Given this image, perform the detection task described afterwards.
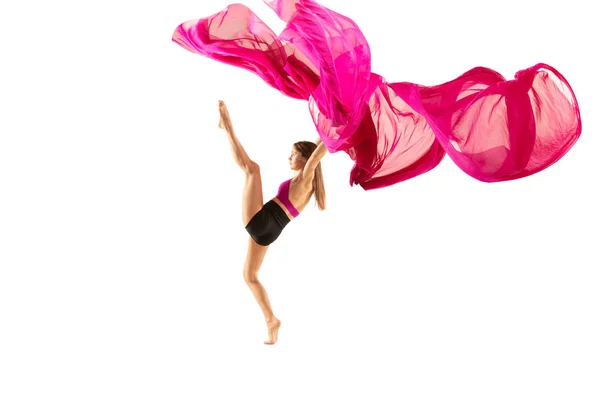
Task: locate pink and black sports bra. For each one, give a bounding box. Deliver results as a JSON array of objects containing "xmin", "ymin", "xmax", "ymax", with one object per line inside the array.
[{"xmin": 275, "ymin": 179, "xmax": 299, "ymax": 218}]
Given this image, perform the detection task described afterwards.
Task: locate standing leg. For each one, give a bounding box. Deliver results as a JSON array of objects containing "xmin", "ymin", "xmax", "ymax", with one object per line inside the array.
[
  {"xmin": 241, "ymin": 164, "xmax": 280, "ymax": 343},
  {"xmin": 243, "ymin": 236, "xmax": 281, "ymax": 345}
]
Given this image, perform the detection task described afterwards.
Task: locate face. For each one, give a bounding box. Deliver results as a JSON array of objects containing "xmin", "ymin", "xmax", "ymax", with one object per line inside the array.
[{"xmin": 288, "ymin": 146, "xmax": 306, "ymax": 171}]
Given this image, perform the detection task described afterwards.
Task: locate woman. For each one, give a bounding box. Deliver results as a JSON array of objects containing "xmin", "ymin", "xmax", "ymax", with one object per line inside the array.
[{"xmin": 217, "ymin": 100, "xmax": 328, "ymax": 344}]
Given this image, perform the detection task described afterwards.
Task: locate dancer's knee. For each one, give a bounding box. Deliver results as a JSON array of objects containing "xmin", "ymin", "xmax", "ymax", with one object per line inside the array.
[
  {"xmin": 244, "ymin": 160, "xmax": 260, "ymax": 175},
  {"xmin": 243, "ymin": 269, "xmax": 258, "ymax": 284}
]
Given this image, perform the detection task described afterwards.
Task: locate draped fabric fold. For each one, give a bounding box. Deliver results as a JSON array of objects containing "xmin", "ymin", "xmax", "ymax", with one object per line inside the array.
[{"xmin": 173, "ymin": 0, "xmax": 581, "ymax": 189}]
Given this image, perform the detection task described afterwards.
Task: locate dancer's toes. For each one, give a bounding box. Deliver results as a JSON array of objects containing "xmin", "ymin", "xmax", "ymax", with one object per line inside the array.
[
  {"xmin": 218, "ymin": 101, "xmax": 230, "ymax": 130},
  {"xmin": 264, "ymin": 318, "xmax": 281, "ymax": 345}
]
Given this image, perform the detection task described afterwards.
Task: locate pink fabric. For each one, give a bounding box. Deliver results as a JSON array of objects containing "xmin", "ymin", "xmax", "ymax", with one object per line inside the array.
[
  {"xmin": 276, "ymin": 179, "xmax": 300, "ymax": 217},
  {"xmin": 173, "ymin": 0, "xmax": 581, "ymax": 189}
]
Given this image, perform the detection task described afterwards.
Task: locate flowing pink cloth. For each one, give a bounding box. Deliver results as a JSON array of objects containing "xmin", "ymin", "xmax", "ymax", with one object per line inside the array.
[{"xmin": 173, "ymin": 0, "xmax": 581, "ymax": 189}]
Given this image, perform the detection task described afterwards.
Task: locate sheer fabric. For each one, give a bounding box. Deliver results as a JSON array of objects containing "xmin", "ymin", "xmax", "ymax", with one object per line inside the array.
[{"xmin": 173, "ymin": 0, "xmax": 581, "ymax": 189}]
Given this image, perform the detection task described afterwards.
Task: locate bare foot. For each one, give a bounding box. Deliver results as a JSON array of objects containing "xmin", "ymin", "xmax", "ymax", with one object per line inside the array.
[
  {"xmin": 264, "ymin": 317, "xmax": 281, "ymax": 345},
  {"xmin": 218, "ymin": 100, "xmax": 230, "ymax": 130}
]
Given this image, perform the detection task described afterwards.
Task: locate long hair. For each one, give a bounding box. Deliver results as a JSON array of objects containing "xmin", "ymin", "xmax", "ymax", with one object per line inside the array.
[{"xmin": 294, "ymin": 141, "xmax": 326, "ymax": 211}]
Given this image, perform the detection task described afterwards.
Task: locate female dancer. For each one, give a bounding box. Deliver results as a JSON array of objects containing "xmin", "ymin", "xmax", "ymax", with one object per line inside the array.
[{"xmin": 218, "ymin": 100, "xmax": 328, "ymax": 344}]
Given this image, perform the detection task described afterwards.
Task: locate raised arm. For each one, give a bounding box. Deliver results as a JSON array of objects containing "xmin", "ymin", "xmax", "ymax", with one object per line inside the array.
[{"xmin": 303, "ymin": 140, "xmax": 327, "ymax": 176}]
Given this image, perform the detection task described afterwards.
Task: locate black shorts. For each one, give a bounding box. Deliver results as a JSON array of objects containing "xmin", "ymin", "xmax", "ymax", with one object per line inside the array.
[{"xmin": 245, "ymin": 200, "xmax": 291, "ymax": 246}]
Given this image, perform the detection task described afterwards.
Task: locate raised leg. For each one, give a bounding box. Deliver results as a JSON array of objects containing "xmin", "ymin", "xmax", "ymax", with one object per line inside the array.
[
  {"xmin": 242, "ymin": 162, "xmax": 264, "ymax": 226},
  {"xmin": 218, "ymin": 100, "xmax": 264, "ymax": 225},
  {"xmin": 243, "ymin": 236, "xmax": 281, "ymax": 344},
  {"xmin": 219, "ymin": 100, "xmax": 252, "ymax": 172}
]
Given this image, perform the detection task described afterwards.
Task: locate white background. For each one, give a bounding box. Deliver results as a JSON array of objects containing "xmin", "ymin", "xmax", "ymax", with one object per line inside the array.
[{"xmin": 1, "ymin": 0, "xmax": 598, "ymax": 399}]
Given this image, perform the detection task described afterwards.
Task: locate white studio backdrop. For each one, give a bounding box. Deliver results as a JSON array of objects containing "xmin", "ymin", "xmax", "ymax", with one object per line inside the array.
[{"xmin": 0, "ymin": 0, "xmax": 598, "ymax": 399}]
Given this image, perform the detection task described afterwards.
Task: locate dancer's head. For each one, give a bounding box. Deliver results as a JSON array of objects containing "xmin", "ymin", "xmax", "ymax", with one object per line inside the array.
[
  {"xmin": 290, "ymin": 141, "xmax": 326, "ymax": 211},
  {"xmin": 289, "ymin": 141, "xmax": 315, "ymax": 171}
]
